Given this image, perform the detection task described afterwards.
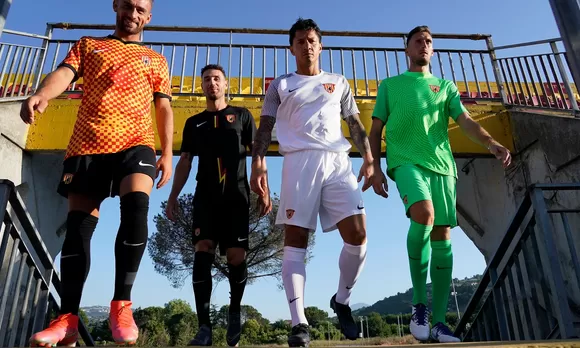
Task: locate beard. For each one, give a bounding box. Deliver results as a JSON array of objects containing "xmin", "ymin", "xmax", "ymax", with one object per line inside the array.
[
  {"xmin": 116, "ymin": 15, "xmax": 143, "ymax": 35},
  {"xmin": 413, "ymin": 57, "xmax": 430, "ymax": 66}
]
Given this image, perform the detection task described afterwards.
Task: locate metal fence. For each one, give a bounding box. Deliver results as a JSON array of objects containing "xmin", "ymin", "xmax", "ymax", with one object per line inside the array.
[
  {"xmin": 0, "ymin": 23, "xmax": 505, "ymax": 104},
  {"xmin": 0, "ymin": 23, "xmax": 578, "ymax": 114},
  {"xmin": 495, "ymin": 38, "xmax": 579, "ymax": 112},
  {"xmin": 454, "ymin": 183, "xmax": 580, "ymax": 341},
  {"xmin": 0, "ymin": 180, "xmax": 94, "ymax": 347}
]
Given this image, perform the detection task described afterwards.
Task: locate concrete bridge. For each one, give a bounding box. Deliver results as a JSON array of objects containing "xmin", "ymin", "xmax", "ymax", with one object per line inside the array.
[{"xmin": 0, "ymin": 15, "xmax": 579, "ymax": 348}]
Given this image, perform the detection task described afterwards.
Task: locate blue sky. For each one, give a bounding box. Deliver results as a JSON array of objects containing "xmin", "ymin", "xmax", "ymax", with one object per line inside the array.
[{"xmin": 5, "ymin": 0, "xmax": 563, "ymax": 322}]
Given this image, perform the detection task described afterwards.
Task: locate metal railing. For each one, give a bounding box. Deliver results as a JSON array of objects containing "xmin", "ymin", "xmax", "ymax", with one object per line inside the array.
[
  {"xmin": 0, "ymin": 180, "xmax": 94, "ymax": 347},
  {"xmin": 0, "ymin": 23, "xmax": 578, "ymax": 114},
  {"xmin": 495, "ymin": 38, "xmax": 579, "ymax": 113},
  {"xmin": 0, "ymin": 23, "xmax": 504, "ymax": 103},
  {"xmin": 454, "ymin": 183, "xmax": 580, "ymax": 341}
]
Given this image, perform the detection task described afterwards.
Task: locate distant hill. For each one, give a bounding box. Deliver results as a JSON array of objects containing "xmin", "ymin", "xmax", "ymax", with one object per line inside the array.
[
  {"xmin": 353, "ymin": 274, "xmax": 482, "ymax": 316},
  {"xmin": 81, "ymin": 306, "xmax": 109, "ymax": 322},
  {"xmin": 350, "ymin": 303, "xmax": 369, "ymax": 311}
]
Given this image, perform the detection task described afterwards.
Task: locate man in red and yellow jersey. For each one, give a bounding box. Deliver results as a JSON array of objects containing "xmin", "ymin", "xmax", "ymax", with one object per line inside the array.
[{"xmin": 20, "ymin": 0, "xmax": 173, "ymax": 346}]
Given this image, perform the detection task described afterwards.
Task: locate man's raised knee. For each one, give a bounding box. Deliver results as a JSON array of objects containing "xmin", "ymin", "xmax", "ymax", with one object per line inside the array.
[
  {"xmin": 409, "ymin": 201, "xmax": 435, "ymax": 226},
  {"xmin": 226, "ymin": 248, "xmax": 246, "ymax": 266}
]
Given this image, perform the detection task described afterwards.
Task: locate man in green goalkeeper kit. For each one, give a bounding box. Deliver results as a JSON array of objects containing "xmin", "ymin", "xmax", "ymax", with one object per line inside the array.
[{"xmin": 368, "ymin": 25, "xmax": 512, "ymax": 343}]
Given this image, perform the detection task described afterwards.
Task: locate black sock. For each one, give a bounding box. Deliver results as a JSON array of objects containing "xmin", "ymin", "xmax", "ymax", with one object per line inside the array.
[
  {"xmin": 60, "ymin": 211, "xmax": 98, "ymax": 315},
  {"xmin": 193, "ymin": 251, "xmax": 214, "ymax": 327},
  {"xmin": 113, "ymin": 192, "xmax": 149, "ymax": 301},
  {"xmin": 228, "ymin": 260, "xmax": 247, "ymax": 313}
]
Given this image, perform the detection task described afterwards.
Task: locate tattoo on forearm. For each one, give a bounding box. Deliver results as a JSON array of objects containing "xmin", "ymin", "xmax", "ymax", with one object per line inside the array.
[
  {"xmin": 346, "ymin": 115, "xmax": 371, "ymax": 156},
  {"xmin": 252, "ymin": 117, "xmax": 276, "ymax": 161}
]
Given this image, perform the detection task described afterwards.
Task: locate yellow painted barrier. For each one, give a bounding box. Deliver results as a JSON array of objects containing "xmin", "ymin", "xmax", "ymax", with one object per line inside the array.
[{"xmin": 25, "ymin": 99, "xmax": 514, "ymax": 157}]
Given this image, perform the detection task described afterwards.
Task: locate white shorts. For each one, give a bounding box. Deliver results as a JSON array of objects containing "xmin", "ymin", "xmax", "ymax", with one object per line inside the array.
[{"xmin": 276, "ymin": 150, "xmax": 366, "ymax": 232}]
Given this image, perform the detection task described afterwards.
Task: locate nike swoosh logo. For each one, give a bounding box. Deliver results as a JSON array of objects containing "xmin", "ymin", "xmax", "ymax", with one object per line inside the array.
[
  {"xmin": 238, "ymin": 237, "xmax": 247, "ymax": 242},
  {"xmin": 138, "ymin": 161, "xmax": 154, "ymax": 167},
  {"xmin": 357, "ymin": 205, "xmax": 364, "ymax": 209},
  {"xmin": 93, "ymin": 49, "xmax": 108, "ymax": 53},
  {"xmin": 197, "ymin": 121, "xmax": 207, "ymax": 127},
  {"xmin": 288, "ymin": 88, "xmax": 299, "ymax": 92},
  {"xmin": 289, "ymin": 297, "xmax": 299, "ymax": 303},
  {"xmin": 123, "ymin": 241, "xmax": 145, "ymax": 247}
]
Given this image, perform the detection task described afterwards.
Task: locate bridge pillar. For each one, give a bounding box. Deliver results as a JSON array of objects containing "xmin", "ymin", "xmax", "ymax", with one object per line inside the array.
[
  {"xmin": 456, "ymin": 111, "xmax": 580, "ymax": 313},
  {"xmin": 0, "ymin": 101, "xmax": 67, "ymax": 260},
  {"xmin": 0, "ymin": 0, "xmax": 12, "ymax": 39},
  {"xmin": 549, "ymin": 0, "xmax": 580, "ymax": 89}
]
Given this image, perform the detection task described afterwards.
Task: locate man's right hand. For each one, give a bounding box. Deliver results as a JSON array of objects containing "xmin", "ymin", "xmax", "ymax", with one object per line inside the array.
[
  {"xmin": 20, "ymin": 95, "xmax": 49, "ymax": 124},
  {"xmin": 256, "ymin": 193, "xmax": 272, "ymax": 217},
  {"xmin": 369, "ymin": 165, "xmax": 389, "ymax": 198},
  {"xmin": 166, "ymin": 197, "xmax": 179, "ymax": 222}
]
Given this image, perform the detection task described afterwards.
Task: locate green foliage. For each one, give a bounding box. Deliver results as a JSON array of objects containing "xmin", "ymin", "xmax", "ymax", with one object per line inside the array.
[
  {"xmin": 354, "ymin": 275, "xmax": 482, "ymax": 316},
  {"xmin": 85, "ymin": 274, "xmax": 482, "ymax": 345}
]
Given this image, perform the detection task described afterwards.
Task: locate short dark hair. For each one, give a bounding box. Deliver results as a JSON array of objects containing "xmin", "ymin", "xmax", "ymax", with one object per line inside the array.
[
  {"xmin": 201, "ymin": 64, "xmax": 226, "ymax": 78},
  {"xmin": 407, "ymin": 25, "xmax": 431, "ymax": 45},
  {"xmin": 289, "ymin": 17, "xmax": 322, "ymax": 45}
]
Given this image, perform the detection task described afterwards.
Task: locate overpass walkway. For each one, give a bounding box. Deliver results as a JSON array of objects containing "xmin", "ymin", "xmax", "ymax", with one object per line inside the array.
[{"xmin": 0, "ymin": 24, "xmax": 579, "ymax": 347}]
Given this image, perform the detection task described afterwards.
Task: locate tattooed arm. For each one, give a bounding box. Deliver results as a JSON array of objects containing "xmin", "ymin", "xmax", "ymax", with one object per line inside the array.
[
  {"xmin": 251, "ymin": 116, "xmax": 276, "ymax": 215},
  {"xmin": 251, "ymin": 116, "xmax": 276, "ymax": 167},
  {"xmin": 251, "ymin": 78, "xmax": 281, "ymax": 196},
  {"xmin": 345, "ymin": 114, "xmax": 373, "ymax": 164},
  {"xmin": 340, "ymin": 77, "xmax": 375, "ymax": 190}
]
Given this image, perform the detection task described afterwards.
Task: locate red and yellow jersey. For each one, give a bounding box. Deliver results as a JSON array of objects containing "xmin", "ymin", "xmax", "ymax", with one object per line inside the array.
[{"xmin": 59, "ymin": 35, "xmax": 172, "ymax": 159}]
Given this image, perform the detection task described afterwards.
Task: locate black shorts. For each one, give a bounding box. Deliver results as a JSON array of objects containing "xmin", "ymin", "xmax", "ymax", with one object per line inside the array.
[
  {"xmin": 57, "ymin": 145, "xmax": 157, "ymax": 200},
  {"xmin": 192, "ymin": 187, "xmax": 250, "ymax": 256}
]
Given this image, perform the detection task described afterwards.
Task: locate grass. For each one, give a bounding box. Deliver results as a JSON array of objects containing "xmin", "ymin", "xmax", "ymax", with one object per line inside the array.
[{"xmin": 309, "ymin": 335, "xmax": 418, "ymax": 346}]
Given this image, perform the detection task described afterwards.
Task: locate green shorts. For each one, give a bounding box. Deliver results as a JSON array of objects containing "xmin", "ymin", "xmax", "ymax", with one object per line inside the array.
[{"xmin": 393, "ymin": 164, "xmax": 457, "ymax": 227}]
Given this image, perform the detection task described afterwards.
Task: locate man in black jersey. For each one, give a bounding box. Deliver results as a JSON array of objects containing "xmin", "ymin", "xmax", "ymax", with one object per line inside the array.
[{"xmin": 166, "ymin": 64, "xmax": 270, "ymax": 347}]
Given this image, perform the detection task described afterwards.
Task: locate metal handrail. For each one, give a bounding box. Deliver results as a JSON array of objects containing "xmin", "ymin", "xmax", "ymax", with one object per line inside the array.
[
  {"xmin": 47, "ymin": 22, "xmax": 491, "ymax": 40},
  {"xmin": 455, "ymin": 183, "xmax": 580, "ymax": 341},
  {"xmin": 0, "ymin": 180, "xmax": 94, "ymax": 347}
]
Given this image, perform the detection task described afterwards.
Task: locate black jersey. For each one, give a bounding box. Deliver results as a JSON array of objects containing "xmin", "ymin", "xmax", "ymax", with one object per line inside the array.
[{"xmin": 181, "ymin": 106, "xmax": 256, "ymax": 193}]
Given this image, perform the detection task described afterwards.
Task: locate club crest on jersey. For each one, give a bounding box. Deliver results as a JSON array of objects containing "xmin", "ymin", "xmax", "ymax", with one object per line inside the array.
[
  {"xmin": 142, "ymin": 55, "xmax": 151, "ymax": 67},
  {"xmin": 226, "ymin": 114, "xmax": 236, "ymax": 123},
  {"xmin": 62, "ymin": 173, "xmax": 74, "ymax": 185},
  {"xmin": 430, "ymin": 85, "xmax": 440, "ymax": 93},
  {"xmin": 286, "ymin": 209, "xmax": 295, "ymax": 219},
  {"xmin": 322, "ymin": 83, "xmax": 335, "ymax": 93}
]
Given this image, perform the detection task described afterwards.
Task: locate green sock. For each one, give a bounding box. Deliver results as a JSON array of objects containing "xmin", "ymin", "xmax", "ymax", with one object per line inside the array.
[
  {"xmin": 407, "ymin": 220, "xmax": 432, "ymax": 306},
  {"xmin": 430, "ymin": 239, "xmax": 453, "ymax": 325}
]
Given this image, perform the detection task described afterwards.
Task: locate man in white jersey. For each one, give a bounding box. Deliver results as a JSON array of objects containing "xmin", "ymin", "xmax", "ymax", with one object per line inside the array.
[{"xmin": 250, "ymin": 18, "xmax": 375, "ymax": 347}]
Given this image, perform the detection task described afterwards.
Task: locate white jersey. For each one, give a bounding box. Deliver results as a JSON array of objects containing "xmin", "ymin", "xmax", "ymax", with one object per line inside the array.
[{"xmin": 261, "ymin": 70, "xmax": 360, "ymax": 155}]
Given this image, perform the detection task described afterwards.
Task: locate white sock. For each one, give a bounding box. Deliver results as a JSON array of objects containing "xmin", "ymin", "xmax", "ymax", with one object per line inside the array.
[
  {"xmin": 282, "ymin": 246, "xmax": 308, "ymax": 327},
  {"xmin": 335, "ymin": 242, "xmax": 367, "ymax": 305}
]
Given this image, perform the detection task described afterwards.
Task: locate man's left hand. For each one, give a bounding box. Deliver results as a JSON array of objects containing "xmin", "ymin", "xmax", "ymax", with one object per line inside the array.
[{"xmin": 489, "ymin": 142, "xmax": 512, "ymax": 168}]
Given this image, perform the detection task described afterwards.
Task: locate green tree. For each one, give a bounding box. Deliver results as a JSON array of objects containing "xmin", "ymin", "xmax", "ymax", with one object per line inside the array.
[
  {"xmin": 241, "ymin": 318, "xmax": 261, "ymax": 344},
  {"xmin": 78, "ymin": 308, "xmax": 90, "ymax": 326},
  {"xmin": 148, "ymin": 192, "xmax": 316, "ymax": 288},
  {"xmin": 133, "ymin": 306, "xmax": 167, "ymax": 341},
  {"xmin": 367, "ymin": 312, "xmax": 388, "ymax": 337},
  {"xmin": 163, "ymin": 300, "xmax": 197, "ymax": 345},
  {"xmin": 304, "ymin": 306, "xmax": 328, "ymax": 329}
]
